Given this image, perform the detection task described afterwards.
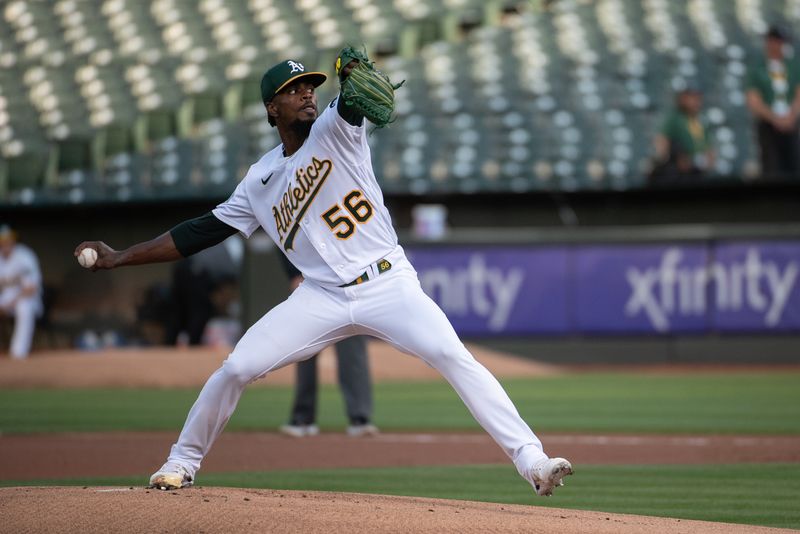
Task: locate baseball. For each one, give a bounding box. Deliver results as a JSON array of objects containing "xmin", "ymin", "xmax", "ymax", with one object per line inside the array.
[{"xmin": 78, "ymin": 247, "xmax": 98, "ymax": 268}]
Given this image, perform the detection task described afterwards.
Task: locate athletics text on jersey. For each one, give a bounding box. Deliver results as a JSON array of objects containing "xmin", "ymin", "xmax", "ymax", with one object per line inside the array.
[{"xmin": 212, "ymin": 97, "xmax": 399, "ymax": 285}]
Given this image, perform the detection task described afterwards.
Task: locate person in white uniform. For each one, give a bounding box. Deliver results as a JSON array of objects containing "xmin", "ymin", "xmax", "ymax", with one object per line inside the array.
[
  {"xmin": 0, "ymin": 224, "xmax": 42, "ymax": 360},
  {"xmin": 74, "ymin": 49, "xmax": 572, "ymax": 497}
]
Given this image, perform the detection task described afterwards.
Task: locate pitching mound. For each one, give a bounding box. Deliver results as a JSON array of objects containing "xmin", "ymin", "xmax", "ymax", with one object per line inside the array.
[{"xmin": 1, "ymin": 486, "xmax": 789, "ymax": 534}]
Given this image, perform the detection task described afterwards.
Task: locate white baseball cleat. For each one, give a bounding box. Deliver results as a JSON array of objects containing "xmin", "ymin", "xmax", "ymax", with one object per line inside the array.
[
  {"xmin": 526, "ymin": 457, "xmax": 573, "ymax": 497},
  {"xmin": 148, "ymin": 463, "xmax": 193, "ymax": 490},
  {"xmin": 279, "ymin": 424, "xmax": 320, "ymax": 438}
]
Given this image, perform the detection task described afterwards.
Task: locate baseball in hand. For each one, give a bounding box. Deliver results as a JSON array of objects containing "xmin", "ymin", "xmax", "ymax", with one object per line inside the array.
[{"xmin": 78, "ymin": 247, "xmax": 98, "ymax": 268}]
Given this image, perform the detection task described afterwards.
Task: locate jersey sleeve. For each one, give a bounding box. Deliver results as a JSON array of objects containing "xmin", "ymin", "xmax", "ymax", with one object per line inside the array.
[
  {"xmin": 311, "ymin": 96, "xmax": 370, "ymax": 166},
  {"xmin": 659, "ymin": 113, "xmax": 680, "ymax": 141},
  {"xmin": 745, "ymin": 62, "xmax": 759, "ymax": 91},
  {"xmin": 212, "ymin": 177, "xmax": 260, "ymax": 237}
]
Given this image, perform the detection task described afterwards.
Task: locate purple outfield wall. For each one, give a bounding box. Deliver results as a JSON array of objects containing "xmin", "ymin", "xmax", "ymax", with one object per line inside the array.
[{"xmin": 405, "ymin": 240, "xmax": 800, "ymax": 336}]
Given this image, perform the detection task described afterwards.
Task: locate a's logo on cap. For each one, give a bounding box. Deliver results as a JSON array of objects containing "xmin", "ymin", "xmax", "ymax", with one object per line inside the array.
[{"xmin": 287, "ymin": 61, "xmax": 305, "ymax": 74}]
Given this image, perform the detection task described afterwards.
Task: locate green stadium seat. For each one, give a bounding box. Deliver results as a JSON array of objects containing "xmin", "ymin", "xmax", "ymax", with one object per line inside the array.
[
  {"xmin": 96, "ymin": 122, "xmax": 136, "ymax": 161},
  {"xmin": 56, "ymin": 137, "xmax": 92, "ymax": 173},
  {"xmin": 136, "ymin": 108, "xmax": 178, "ymax": 150},
  {"xmin": 223, "ymin": 76, "xmax": 263, "ymax": 121},
  {"xmin": 0, "ymin": 149, "xmax": 49, "ymax": 193},
  {"xmin": 180, "ymin": 91, "xmax": 224, "ymax": 135}
]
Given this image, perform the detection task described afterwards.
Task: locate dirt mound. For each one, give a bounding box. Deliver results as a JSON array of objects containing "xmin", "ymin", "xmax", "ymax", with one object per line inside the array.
[
  {"xmin": 0, "ymin": 341, "xmax": 559, "ymax": 389},
  {"xmin": 1, "ymin": 486, "xmax": 789, "ymax": 534}
]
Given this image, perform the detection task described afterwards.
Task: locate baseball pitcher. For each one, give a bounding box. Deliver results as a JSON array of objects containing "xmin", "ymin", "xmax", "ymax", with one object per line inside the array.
[{"xmin": 74, "ymin": 48, "xmax": 572, "ymax": 497}]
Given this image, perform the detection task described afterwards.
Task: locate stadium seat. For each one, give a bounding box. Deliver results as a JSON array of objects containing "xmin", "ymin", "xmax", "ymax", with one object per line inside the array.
[
  {"xmin": 135, "ymin": 108, "xmax": 178, "ymax": 151},
  {"xmin": 0, "ymin": 149, "xmax": 49, "ymax": 194},
  {"xmin": 94, "ymin": 121, "xmax": 136, "ymax": 164},
  {"xmin": 56, "ymin": 137, "xmax": 92, "ymax": 176}
]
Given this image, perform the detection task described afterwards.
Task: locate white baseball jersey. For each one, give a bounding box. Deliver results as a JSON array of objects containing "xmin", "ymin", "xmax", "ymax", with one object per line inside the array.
[
  {"xmin": 0, "ymin": 243, "xmax": 42, "ymax": 310},
  {"xmin": 213, "ymin": 97, "xmax": 399, "ymax": 285}
]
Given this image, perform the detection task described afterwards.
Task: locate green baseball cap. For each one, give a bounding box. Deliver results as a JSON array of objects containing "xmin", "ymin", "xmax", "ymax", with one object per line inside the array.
[{"xmin": 260, "ymin": 60, "xmax": 327, "ymax": 104}]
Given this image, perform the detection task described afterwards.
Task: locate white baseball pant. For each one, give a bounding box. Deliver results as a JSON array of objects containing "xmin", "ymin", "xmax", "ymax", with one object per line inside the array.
[
  {"xmin": 165, "ymin": 255, "xmax": 548, "ymax": 478},
  {"xmin": 1, "ymin": 296, "xmax": 39, "ymax": 359}
]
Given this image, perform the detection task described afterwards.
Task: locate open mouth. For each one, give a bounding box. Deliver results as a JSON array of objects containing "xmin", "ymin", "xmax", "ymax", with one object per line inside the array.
[{"xmin": 301, "ymin": 105, "xmax": 316, "ymax": 113}]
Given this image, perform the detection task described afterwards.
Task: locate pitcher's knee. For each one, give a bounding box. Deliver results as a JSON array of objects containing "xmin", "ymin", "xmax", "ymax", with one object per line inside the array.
[
  {"xmin": 220, "ymin": 357, "xmax": 260, "ymax": 385},
  {"xmin": 425, "ymin": 343, "xmax": 474, "ymax": 367}
]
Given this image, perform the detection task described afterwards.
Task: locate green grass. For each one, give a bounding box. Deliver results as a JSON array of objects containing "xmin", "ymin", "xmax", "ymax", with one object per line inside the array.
[
  {"xmin": 3, "ymin": 464, "xmax": 799, "ymax": 529},
  {"xmin": 1, "ymin": 373, "xmax": 799, "ymax": 435}
]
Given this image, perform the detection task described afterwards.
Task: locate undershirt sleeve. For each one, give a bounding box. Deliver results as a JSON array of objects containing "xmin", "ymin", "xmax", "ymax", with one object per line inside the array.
[
  {"xmin": 169, "ymin": 212, "xmax": 238, "ymax": 257},
  {"xmin": 337, "ymin": 96, "xmax": 364, "ymax": 127}
]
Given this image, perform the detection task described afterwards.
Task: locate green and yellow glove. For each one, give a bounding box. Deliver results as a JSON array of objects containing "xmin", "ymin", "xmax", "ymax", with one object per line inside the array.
[{"xmin": 337, "ymin": 46, "xmax": 405, "ymax": 128}]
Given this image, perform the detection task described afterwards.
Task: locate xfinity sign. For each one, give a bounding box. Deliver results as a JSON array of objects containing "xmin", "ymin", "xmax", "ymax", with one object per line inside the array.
[
  {"xmin": 418, "ymin": 255, "xmax": 524, "ymax": 331},
  {"xmin": 407, "ymin": 247, "xmax": 569, "ymax": 335},
  {"xmin": 624, "ymin": 247, "xmax": 798, "ymax": 332},
  {"xmin": 712, "ymin": 242, "xmax": 800, "ymax": 331},
  {"xmin": 407, "ymin": 241, "xmax": 800, "ymax": 336}
]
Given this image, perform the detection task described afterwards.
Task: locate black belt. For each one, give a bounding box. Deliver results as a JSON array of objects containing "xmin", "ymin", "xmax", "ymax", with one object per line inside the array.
[{"xmin": 339, "ymin": 259, "xmax": 392, "ymax": 287}]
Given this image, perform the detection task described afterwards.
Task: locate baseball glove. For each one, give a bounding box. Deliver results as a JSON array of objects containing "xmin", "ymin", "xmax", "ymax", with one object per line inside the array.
[{"xmin": 339, "ymin": 47, "xmax": 405, "ymax": 128}]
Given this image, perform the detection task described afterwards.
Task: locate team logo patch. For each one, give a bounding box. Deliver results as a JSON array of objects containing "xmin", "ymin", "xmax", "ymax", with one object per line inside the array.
[{"xmin": 287, "ymin": 61, "xmax": 305, "ymax": 74}]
